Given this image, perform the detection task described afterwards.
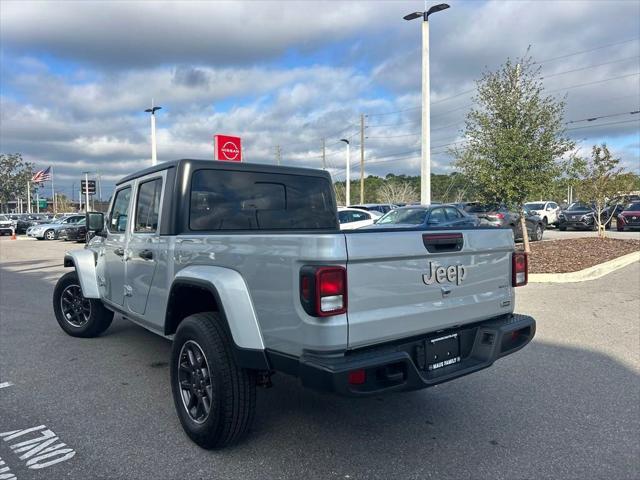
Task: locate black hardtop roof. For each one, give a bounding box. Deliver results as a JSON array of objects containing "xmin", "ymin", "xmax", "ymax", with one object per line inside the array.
[{"xmin": 116, "ymin": 158, "xmax": 331, "ymax": 186}]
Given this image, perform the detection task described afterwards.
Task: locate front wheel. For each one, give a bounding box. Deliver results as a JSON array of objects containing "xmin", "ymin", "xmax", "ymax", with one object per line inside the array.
[
  {"xmin": 53, "ymin": 271, "xmax": 113, "ymax": 337},
  {"xmin": 44, "ymin": 229, "xmax": 56, "ymax": 240},
  {"xmin": 531, "ymin": 224, "xmax": 544, "ymax": 241},
  {"xmin": 170, "ymin": 312, "xmax": 256, "ymax": 449}
]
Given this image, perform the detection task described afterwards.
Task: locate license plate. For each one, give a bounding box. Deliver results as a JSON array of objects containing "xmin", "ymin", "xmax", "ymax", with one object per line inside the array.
[{"xmin": 426, "ymin": 333, "xmax": 460, "ymax": 371}]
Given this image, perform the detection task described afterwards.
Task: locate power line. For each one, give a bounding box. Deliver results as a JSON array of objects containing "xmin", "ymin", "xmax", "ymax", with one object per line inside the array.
[
  {"xmin": 548, "ymin": 72, "xmax": 640, "ymax": 94},
  {"xmin": 533, "ymin": 37, "xmax": 640, "ymax": 65},
  {"xmin": 542, "ymin": 56, "xmax": 639, "ymax": 79},
  {"xmin": 566, "ymin": 110, "xmax": 639, "ymax": 124},
  {"xmin": 565, "ymin": 118, "xmax": 639, "ymax": 131}
]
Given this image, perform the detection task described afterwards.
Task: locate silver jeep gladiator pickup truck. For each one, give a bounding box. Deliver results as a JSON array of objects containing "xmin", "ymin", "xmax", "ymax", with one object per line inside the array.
[{"xmin": 52, "ymin": 159, "xmax": 535, "ymax": 448}]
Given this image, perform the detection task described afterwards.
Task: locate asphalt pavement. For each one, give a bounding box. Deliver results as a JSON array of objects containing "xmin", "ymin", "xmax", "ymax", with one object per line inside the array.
[{"xmin": 0, "ymin": 237, "xmax": 638, "ymax": 480}]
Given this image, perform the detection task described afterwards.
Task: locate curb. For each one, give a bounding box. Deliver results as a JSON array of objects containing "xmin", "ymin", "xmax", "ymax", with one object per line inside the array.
[{"xmin": 529, "ymin": 250, "xmax": 640, "ymax": 283}]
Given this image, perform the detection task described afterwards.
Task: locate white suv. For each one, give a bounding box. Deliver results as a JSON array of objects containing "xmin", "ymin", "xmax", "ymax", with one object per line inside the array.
[{"xmin": 524, "ymin": 201, "xmax": 561, "ymax": 227}]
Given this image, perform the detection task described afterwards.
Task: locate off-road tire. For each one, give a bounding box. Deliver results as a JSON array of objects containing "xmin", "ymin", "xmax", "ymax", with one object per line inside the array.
[
  {"xmin": 170, "ymin": 312, "xmax": 256, "ymax": 449},
  {"xmin": 53, "ymin": 271, "xmax": 113, "ymax": 337}
]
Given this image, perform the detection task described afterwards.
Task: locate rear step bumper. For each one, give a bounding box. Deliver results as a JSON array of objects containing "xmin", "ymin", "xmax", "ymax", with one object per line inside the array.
[{"xmin": 271, "ymin": 314, "xmax": 535, "ymax": 396}]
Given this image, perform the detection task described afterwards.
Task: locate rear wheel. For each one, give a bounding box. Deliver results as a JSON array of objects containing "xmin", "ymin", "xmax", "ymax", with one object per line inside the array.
[
  {"xmin": 53, "ymin": 271, "xmax": 113, "ymax": 337},
  {"xmin": 171, "ymin": 312, "xmax": 256, "ymax": 449}
]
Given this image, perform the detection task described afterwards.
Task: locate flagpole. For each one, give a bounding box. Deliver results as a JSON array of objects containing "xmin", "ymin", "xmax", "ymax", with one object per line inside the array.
[
  {"xmin": 36, "ymin": 186, "xmax": 40, "ymax": 214},
  {"xmin": 51, "ymin": 166, "xmax": 56, "ymax": 214},
  {"xmin": 27, "ymin": 181, "xmax": 31, "ymax": 214}
]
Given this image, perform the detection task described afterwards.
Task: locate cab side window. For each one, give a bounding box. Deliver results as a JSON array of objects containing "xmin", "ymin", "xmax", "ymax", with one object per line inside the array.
[
  {"xmin": 109, "ymin": 187, "xmax": 131, "ymax": 233},
  {"xmin": 134, "ymin": 178, "xmax": 162, "ymax": 233}
]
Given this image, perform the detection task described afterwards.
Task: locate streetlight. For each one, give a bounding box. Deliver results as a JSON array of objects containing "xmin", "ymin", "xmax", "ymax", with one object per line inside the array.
[
  {"xmin": 340, "ymin": 138, "xmax": 350, "ymax": 206},
  {"xmin": 145, "ymin": 101, "xmax": 162, "ymax": 166},
  {"xmin": 404, "ymin": 3, "xmax": 450, "ymax": 205}
]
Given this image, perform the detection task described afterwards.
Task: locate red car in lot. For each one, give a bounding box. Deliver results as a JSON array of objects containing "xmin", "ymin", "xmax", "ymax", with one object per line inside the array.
[{"xmin": 617, "ymin": 202, "xmax": 640, "ymax": 231}]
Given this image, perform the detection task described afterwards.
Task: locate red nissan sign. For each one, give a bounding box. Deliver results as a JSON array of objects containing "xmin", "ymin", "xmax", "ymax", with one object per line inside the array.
[{"xmin": 214, "ymin": 134, "xmax": 242, "ymax": 162}]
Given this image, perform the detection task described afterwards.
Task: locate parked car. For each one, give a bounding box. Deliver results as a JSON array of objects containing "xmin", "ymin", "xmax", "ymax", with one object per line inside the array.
[
  {"xmin": 514, "ymin": 208, "xmax": 546, "ymax": 242},
  {"xmin": 7, "ymin": 214, "xmax": 31, "ymax": 234},
  {"xmin": 464, "ymin": 203, "xmax": 544, "ymax": 241},
  {"xmin": 523, "ymin": 201, "xmax": 561, "ymax": 227},
  {"xmin": 363, "ymin": 205, "xmax": 478, "ymax": 229},
  {"xmin": 602, "ymin": 195, "xmax": 640, "ymax": 227},
  {"xmin": 58, "ymin": 218, "xmax": 88, "ymax": 242},
  {"xmin": 348, "ymin": 203, "xmax": 397, "ymax": 214},
  {"xmin": 26, "ymin": 214, "xmax": 85, "ymax": 240},
  {"xmin": 617, "ymin": 202, "xmax": 640, "ymax": 231},
  {"xmin": 0, "ymin": 215, "xmax": 14, "ymax": 235},
  {"xmin": 557, "ymin": 202, "xmax": 597, "ymax": 231},
  {"xmin": 337, "ymin": 207, "xmax": 381, "ymax": 230},
  {"xmin": 52, "ymin": 159, "xmax": 534, "ymax": 448},
  {"xmin": 464, "ymin": 203, "xmax": 520, "ymax": 228}
]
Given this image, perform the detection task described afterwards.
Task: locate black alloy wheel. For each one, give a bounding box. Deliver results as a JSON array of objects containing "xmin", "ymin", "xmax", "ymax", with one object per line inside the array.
[
  {"xmin": 59, "ymin": 284, "xmax": 92, "ymax": 327},
  {"xmin": 177, "ymin": 340, "xmax": 214, "ymax": 424}
]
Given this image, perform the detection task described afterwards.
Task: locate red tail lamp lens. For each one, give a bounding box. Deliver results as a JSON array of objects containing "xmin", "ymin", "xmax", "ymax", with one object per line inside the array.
[
  {"xmin": 512, "ymin": 252, "xmax": 528, "ymax": 287},
  {"xmin": 348, "ymin": 369, "xmax": 366, "ymax": 385}
]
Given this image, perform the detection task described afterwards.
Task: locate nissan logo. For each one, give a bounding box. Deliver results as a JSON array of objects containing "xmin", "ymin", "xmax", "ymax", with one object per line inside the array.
[{"xmin": 221, "ymin": 141, "xmax": 240, "ymax": 160}]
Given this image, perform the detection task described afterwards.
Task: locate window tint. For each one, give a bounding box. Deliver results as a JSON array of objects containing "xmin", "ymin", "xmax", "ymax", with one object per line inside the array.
[
  {"xmin": 338, "ymin": 211, "xmax": 352, "ymax": 223},
  {"xmin": 351, "ymin": 211, "xmax": 368, "ymax": 222},
  {"xmin": 109, "ymin": 187, "xmax": 131, "ymax": 232},
  {"xmin": 135, "ymin": 178, "xmax": 162, "ymax": 233},
  {"xmin": 429, "ymin": 208, "xmax": 447, "ymax": 223},
  {"xmin": 444, "ymin": 207, "xmax": 462, "ymax": 220},
  {"xmin": 190, "ymin": 170, "xmax": 337, "ymax": 231}
]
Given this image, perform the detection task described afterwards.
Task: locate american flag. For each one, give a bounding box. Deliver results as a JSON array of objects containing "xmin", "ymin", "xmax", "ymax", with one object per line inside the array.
[{"xmin": 31, "ymin": 167, "xmax": 52, "ymax": 183}]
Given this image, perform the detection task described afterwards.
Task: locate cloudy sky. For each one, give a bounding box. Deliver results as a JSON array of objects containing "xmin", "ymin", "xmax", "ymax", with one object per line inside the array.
[{"xmin": 1, "ymin": 0, "xmax": 639, "ymax": 200}]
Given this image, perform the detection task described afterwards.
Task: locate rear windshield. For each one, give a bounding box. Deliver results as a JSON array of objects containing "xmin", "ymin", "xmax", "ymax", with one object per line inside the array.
[
  {"xmin": 525, "ymin": 203, "xmax": 545, "ymax": 210},
  {"xmin": 377, "ymin": 208, "xmax": 428, "ymax": 225},
  {"xmin": 624, "ymin": 202, "xmax": 640, "ymax": 211},
  {"xmin": 189, "ymin": 169, "xmax": 338, "ymax": 231}
]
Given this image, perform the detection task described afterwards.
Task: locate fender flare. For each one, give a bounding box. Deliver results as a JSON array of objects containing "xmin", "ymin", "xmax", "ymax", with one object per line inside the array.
[
  {"xmin": 63, "ymin": 250, "xmax": 100, "ymax": 298},
  {"xmin": 168, "ymin": 266, "xmax": 268, "ymax": 370}
]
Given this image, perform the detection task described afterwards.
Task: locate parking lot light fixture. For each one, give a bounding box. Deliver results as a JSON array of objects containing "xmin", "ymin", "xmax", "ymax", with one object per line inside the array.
[
  {"xmin": 144, "ymin": 101, "xmax": 162, "ymax": 166},
  {"xmin": 404, "ymin": 3, "xmax": 450, "ymax": 205},
  {"xmin": 340, "ymin": 139, "xmax": 350, "ymax": 206}
]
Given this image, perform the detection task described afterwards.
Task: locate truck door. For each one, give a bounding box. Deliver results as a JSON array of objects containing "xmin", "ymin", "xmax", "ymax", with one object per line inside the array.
[
  {"xmin": 102, "ymin": 185, "xmax": 132, "ymax": 306},
  {"xmin": 125, "ymin": 174, "xmax": 164, "ymax": 316}
]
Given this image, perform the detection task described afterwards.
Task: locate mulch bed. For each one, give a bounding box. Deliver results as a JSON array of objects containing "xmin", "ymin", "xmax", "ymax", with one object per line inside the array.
[{"xmin": 518, "ymin": 237, "xmax": 640, "ymax": 274}]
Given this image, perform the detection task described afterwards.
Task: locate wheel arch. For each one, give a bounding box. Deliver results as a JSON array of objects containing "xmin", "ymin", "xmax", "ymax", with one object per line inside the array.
[
  {"xmin": 63, "ymin": 250, "xmax": 100, "ymax": 298},
  {"xmin": 166, "ymin": 268, "xmax": 268, "ymax": 371}
]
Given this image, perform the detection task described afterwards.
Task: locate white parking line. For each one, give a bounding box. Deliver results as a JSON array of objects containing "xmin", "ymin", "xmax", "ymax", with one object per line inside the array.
[{"xmin": 0, "ymin": 382, "xmax": 13, "ymax": 389}]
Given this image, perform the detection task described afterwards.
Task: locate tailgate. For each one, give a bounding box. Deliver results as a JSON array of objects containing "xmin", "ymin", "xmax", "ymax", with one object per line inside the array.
[{"xmin": 345, "ymin": 229, "xmax": 515, "ymax": 349}]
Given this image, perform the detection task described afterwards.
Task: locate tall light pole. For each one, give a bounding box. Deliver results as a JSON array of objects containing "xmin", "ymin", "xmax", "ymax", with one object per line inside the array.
[
  {"xmin": 145, "ymin": 101, "xmax": 162, "ymax": 166},
  {"xmin": 340, "ymin": 138, "xmax": 350, "ymax": 206},
  {"xmin": 404, "ymin": 3, "xmax": 450, "ymax": 205}
]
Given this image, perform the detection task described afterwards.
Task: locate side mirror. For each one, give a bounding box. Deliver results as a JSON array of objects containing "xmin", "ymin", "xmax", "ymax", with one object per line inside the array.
[{"xmin": 86, "ymin": 212, "xmax": 105, "ymax": 235}]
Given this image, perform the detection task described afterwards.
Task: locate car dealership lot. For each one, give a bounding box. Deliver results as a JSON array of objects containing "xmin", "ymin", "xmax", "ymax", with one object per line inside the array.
[{"xmin": 1, "ymin": 238, "xmax": 638, "ymax": 480}]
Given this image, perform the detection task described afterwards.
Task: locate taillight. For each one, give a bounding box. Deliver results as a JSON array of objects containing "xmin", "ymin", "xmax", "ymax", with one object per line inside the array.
[
  {"xmin": 495, "ymin": 213, "xmax": 505, "ymax": 219},
  {"xmin": 300, "ymin": 266, "xmax": 347, "ymax": 317},
  {"xmin": 512, "ymin": 252, "xmax": 528, "ymax": 287}
]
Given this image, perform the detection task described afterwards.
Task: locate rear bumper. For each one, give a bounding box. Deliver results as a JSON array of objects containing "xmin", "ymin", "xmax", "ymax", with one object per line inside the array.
[{"xmin": 269, "ymin": 314, "xmax": 535, "ymax": 396}]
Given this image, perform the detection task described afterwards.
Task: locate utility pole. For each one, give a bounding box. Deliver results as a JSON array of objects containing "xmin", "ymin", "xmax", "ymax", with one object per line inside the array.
[
  {"xmin": 360, "ymin": 114, "xmax": 365, "ymax": 204},
  {"xmin": 321, "ymin": 138, "xmax": 326, "ymax": 170},
  {"xmin": 340, "ymin": 139, "xmax": 350, "ymax": 206},
  {"xmin": 276, "ymin": 145, "xmax": 281, "ymax": 166}
]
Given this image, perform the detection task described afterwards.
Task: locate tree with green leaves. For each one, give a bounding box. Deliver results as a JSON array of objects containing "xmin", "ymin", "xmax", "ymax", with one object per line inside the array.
[
  {"xmin": 0, "ymin": 153, "xmax": 34, "ymax": 213},
  {"xmin": 453, "ymin": 55, "xmax": 576, "ymax": 251},
  {"xmin": 574, "ymin": 144, "xmax": 635, "ymax": 238}
]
